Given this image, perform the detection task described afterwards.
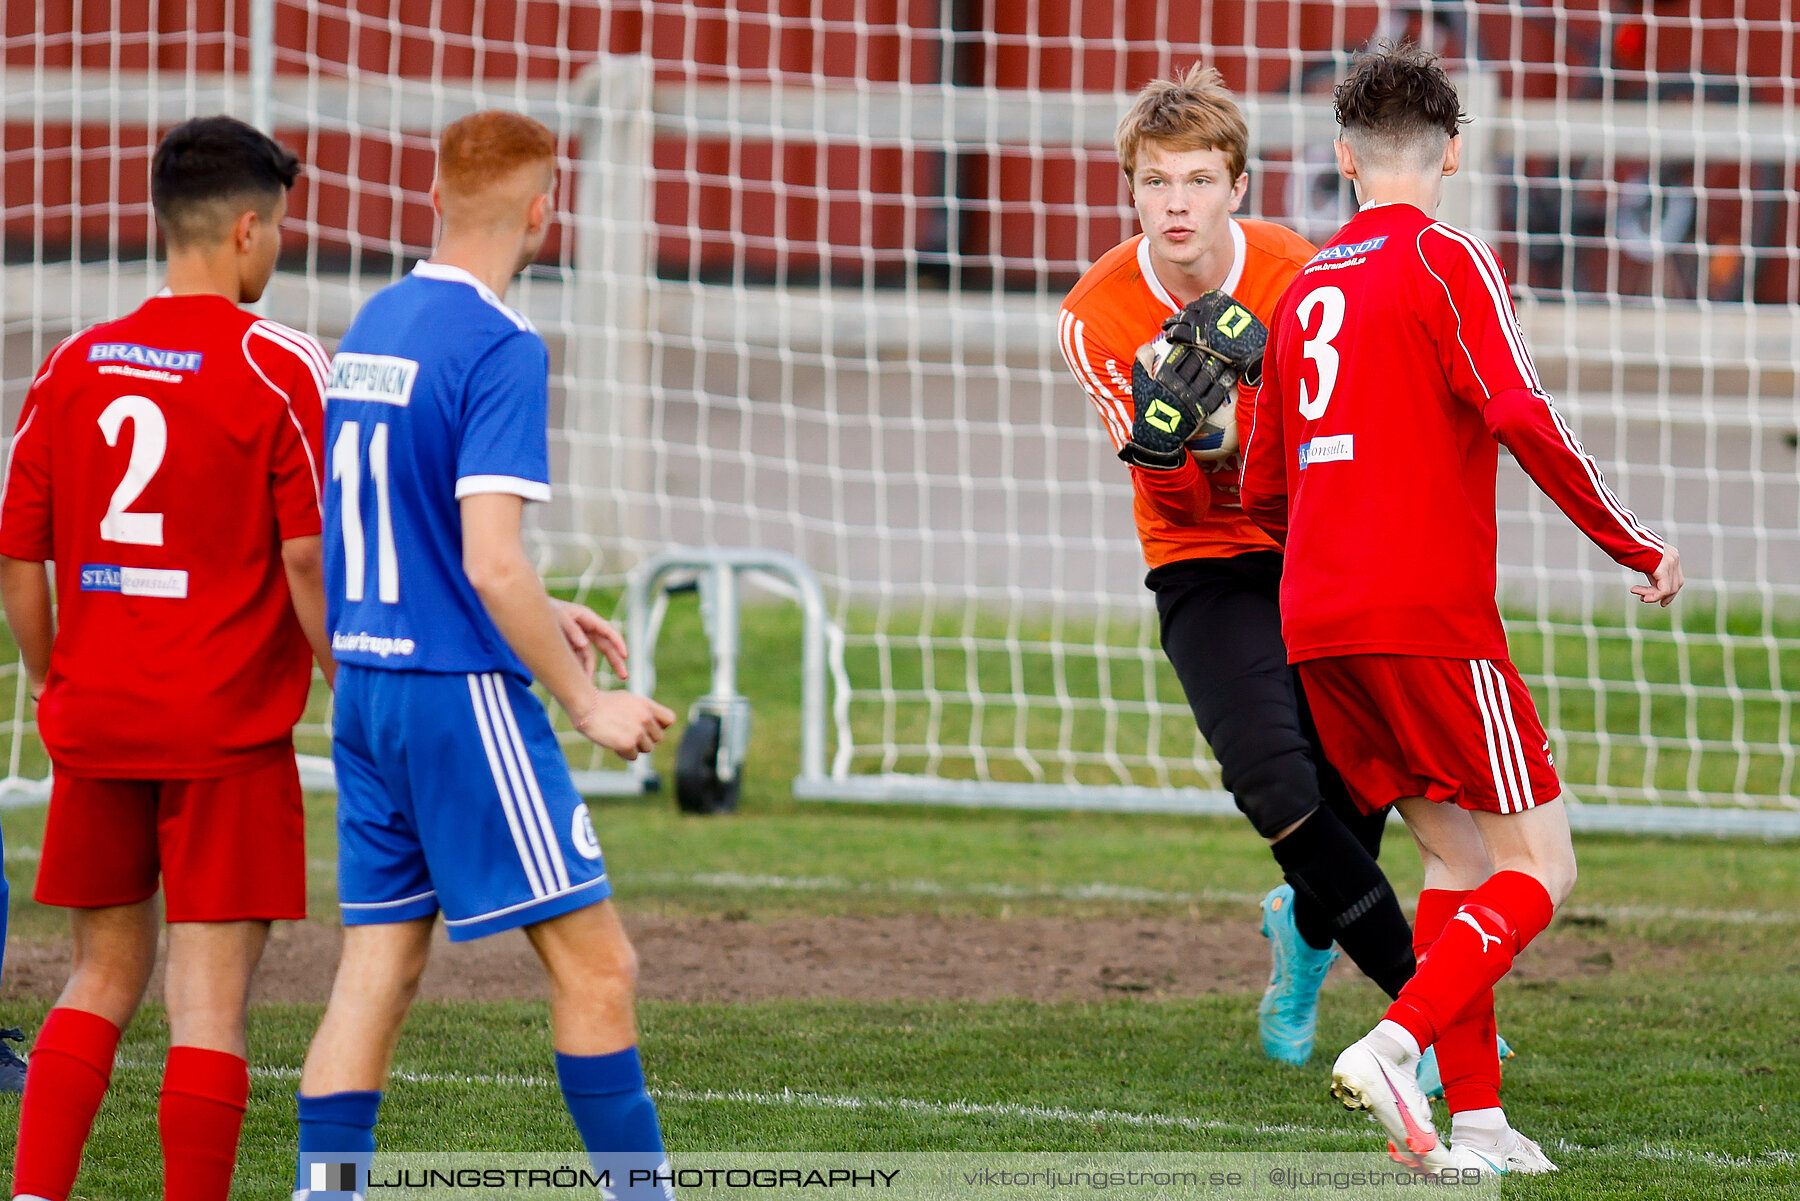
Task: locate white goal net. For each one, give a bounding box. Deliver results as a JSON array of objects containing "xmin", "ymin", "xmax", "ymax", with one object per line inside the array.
[{"xmin": 4, "ymin": 2, "xmax": 1797, "ymax": 833}]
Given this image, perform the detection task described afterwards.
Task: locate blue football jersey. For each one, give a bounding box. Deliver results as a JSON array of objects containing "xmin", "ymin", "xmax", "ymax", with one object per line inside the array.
[{"xmin": 323, "ymin": 262, "xmax": 551, "ymax": 678}]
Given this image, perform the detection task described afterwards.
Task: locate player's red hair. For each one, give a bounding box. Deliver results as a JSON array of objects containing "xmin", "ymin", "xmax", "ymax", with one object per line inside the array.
[{"xmin": 436, "ymin": 110, "xmax": 555, "ymax": 198}]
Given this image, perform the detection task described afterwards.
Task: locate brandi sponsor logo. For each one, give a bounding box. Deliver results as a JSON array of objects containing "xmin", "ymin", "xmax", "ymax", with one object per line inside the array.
[
  {"xmin": 1309, "ymin": 236, "xmax": 1388, "ymax": 265},
  {"xmin": 87, "ymin": 343, "xmax": 203, "ymax": 372}
]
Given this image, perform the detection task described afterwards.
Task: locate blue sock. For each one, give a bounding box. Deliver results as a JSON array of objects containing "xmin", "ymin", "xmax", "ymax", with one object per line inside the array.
[
  {"xmin": 555, "ymin": 1046, "xmax": 665, "ymax": 1153},
  {"xmin": 296, "ymin": 1090, "xmax": 381, "ymax": 1189},
  {"xmin": 1, "ymin": 824, "xmax": 9, "ymax": 983}
]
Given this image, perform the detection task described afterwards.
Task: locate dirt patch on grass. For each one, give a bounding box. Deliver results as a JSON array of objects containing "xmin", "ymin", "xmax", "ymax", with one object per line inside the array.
[{"xmin": 0, "ymin": 912, "xmax": 1668, "ymax": 1006}]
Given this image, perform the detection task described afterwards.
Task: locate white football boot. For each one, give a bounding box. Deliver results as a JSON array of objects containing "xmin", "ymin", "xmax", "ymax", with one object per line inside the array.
[
  {"xmin": 1330, "ymin": 1034, "xmax": 1456, "ymax": 1173},
  {"xmin": 1451, "ymin": 1127, "xmax": 1560, "ymax": 1176}
]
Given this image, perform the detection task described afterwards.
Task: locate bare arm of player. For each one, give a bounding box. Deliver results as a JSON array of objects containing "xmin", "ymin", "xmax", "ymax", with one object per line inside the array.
[
  {"xmin": 460, "ymin": 492, "xmax": 674, "ymax": 758},
  {"xmin": 0, "ymin": 556, "xmax": 53, "ymax": 698},
  {"xmin": 280, "ymin": 535, "xmax": 337, "ymax": 687}
]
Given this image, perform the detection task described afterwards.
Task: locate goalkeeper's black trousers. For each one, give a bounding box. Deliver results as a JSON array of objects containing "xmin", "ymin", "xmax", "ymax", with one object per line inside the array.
[{"xmin": 1147, "ymin": 550, "xmax": 1417, "ymax": 998}]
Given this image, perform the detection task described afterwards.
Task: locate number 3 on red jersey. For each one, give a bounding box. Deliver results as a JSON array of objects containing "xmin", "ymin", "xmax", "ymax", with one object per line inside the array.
[{"xmin": 1294, "ymin": 285, "xmax": 1346, "ymax": 421}]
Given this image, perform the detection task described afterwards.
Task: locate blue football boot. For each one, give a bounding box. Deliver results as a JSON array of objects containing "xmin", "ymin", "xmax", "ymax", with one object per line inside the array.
[
  {"xmin": 1257, "ymin": 884, "xmax": 1339, "ymax": 1065},
  {"xmin": 1417, "ymin": 1033, "xmax": 1515, "ymax": 1100},
  {"xmin": 0, "ymin": 1026, "xmax": 26, "ymax": 1094}
]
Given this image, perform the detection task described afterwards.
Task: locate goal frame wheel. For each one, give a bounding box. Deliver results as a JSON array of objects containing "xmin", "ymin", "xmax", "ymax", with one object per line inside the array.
[{"xmin": 675, "ymin": 711, "xmax": 741, "ymax": 814}]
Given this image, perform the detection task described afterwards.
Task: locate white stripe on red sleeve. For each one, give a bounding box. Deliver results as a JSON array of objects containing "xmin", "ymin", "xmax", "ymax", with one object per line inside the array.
[
  {"xmin": 1538, "ymin": 398, "xmax": 1666, "ymax": 552},
  {"xmin": 28, "ymin": 333, "xmax": 83, "ymax": 392},
  {"xmin": 0, "ymin": 407, "xmax": 41, "ymax": 530},
  {"xmin": 249, "ymin": 320, "xmax": 330, "ymax": 396},
  {"xmin": 1415, "ymin": 229, "xmax": 1492, "ymax": 398},
  {"xmin": 1423, "ymin": 226, "xmax": 1665, "ymax": 561},
  {"xmin": 1, "ymin": 335, "xmax": 82, "ymax": 533},
  {"xmin": 242, "ymin": 325, "xmax": 324, "ymax": 508},
  {"xmin": 1431, "ymin": 224, "xmax": 1543, "ymax": 392}
]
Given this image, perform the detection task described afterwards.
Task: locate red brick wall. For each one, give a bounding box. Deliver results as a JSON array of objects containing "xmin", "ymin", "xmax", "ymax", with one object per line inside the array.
[{"xmin": 8, "ymin": 0, "xmax": 1797, "ymax": 298}]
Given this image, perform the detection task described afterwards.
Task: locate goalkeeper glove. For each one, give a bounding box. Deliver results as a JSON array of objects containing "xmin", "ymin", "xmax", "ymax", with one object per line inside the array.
[
  {"xmin": 1120, "ymin": 354, "xmax": 1203, "ymax": 470},
  {"xmin": 1117, "ymin": 291, "xmax": 1267, "ymax": 471}
]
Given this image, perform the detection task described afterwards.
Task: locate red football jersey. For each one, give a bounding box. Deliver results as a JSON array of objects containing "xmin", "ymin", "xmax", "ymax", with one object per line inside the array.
[
  {"xmin": 0, "ymin": 294, "xmax": 326, "ymax": 777},
  {"xmin": 1058, "ymin": 220, "xmax": 1316, "ymax": 569},
  {"xmin": 1240, "ymin": 203, "xmax": 1666, "ymax": 663}
]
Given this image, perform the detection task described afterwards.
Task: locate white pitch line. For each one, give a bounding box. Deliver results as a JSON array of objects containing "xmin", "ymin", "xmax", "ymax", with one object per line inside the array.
[
  {"xmin": 1549, "ymin": 1139, "xmax": 1798, "ymax": 1170},
  {"xmin": 208, "ymin": 1061, "xmax": 1354, "ymax": 1140},
  {"xmin": 1557, "ymin": 902, "xmax": 1800, "ymax": 927},
  {"xmin": 116, "ymin": 1059, "xmax": 1793, "ymax": 1169},
  {"xmin": 646, "ymin": 1086, "xmax": 1348, "ymax": 1140},
  {"xmin": 635, "ymin": 871, "xmax": 1268, "ymax": 908},
  {"xmin": 632, "ymin": 870, "xmax": 1800, "ymax": 927}
]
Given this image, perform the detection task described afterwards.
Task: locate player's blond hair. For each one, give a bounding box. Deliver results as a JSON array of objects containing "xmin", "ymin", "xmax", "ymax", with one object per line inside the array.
[{"xmin": 1115, "ymin": 63, "xmax": 1249, "ymax": 185}]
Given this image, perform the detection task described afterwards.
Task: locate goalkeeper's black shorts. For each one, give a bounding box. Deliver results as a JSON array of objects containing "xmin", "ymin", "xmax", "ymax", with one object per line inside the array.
[{"xmin": 1146, "ymin": 549, "xmax": 1371, "ymax": 843}]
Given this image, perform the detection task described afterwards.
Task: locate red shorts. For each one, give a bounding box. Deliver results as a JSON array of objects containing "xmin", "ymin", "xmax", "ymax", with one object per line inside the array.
[
  {"xmin": 35, "ymin": 755, "xmax": 306, "ymax": 921},
  {"xmin": 1297, "ymin": 654, "xmax": 1562, "ymax": 816}
]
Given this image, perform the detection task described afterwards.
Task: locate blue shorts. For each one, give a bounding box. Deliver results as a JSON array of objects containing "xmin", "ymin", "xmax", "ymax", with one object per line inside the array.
[{"xmin": 332, "ymin": 665, "xmax": 611, "ymax": 941}]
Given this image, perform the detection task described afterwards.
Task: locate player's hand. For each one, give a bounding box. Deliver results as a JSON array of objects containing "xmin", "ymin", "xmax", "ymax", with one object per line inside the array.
[
  {"xmin": 1118, "ymin": 291, "xmax": 1266, "ymax": 472},
  {"xmin": 1631, "ymin": 547, "xmax": 1684, "ymax": 607},
  {"xmin": 1161, "ymin": 290, "xmax": 1268, "ymax": 391},
  {"xmin": 1120, "ymin": 348, "xmax": 1203, "ymax": 470},
  {"xmin": 26, "ymin": 675, "xmax": 44, "ymax": 704},
  {"xmin": 573, "ymin": 690, "xmax": 676, "ymax": 760},
  {"xmin": 553, "ymin": 600, "xmax": 629, "ymax": 680}
]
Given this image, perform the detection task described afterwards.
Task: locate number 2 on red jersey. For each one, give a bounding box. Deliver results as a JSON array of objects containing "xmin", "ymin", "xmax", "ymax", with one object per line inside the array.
[{"xmin": 97, "ymin": 394, "xmax": 167, "ymax": 546}]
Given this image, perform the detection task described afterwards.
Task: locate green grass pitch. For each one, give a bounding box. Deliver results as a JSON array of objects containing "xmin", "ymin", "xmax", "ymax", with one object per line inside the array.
[{"xmin": 0, "ymin": 594, "xmax": 1796, "ymax": 1199}]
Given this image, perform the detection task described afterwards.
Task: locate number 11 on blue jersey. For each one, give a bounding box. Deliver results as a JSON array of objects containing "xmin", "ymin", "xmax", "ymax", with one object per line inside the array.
[{"xmin": 332, "ymin": 421, "xmax": 398, "ymax": 603}]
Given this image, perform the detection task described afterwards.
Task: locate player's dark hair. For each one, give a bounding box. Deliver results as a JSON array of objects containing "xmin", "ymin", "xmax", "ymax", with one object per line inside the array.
[
  {"xmin": 151, "ymin": 116, "xmax": 300, "ymax": 248},
  {"xmin": 1333, "ymin": 41, "xmax": 1466, "ymax": 155}
]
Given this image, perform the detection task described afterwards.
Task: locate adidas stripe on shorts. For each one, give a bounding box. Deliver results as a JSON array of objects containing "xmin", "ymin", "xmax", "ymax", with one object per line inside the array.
[
  {"xmin": 331, "ymin": 664, "xmax": 610, "ymax": 941},
  {"xmin": 1296, "ymin": 653, "xmax": 1562, "ymax": 816}
]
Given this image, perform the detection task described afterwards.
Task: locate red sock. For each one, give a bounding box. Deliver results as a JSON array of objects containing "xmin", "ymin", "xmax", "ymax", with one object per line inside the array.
[
  {"xmin": 1384, "ymin": 871, "xmax": 1554, "ymax": 1048},
  {"xmin": 1411, "ymin": 888, "xmax": 1503, "ymax": 1112},
  {"xmin": 13, "ymin": 1007, "xmax": 123, "ymax": 1201},
  {"xmin": 1412, "ymin": 888, "xmax": 1471, "ymax": 961},
  {"xmin": 1437, "ymin": 993, "xmax": 1501, "ymax": 1113},
  {"xmin": 160, "ymin": 1046, "xmax": 252, "ymax": 1201},
  {"xmin": 1409, "ymin": 888, "xmax": 1503, "ymax": 1111}
]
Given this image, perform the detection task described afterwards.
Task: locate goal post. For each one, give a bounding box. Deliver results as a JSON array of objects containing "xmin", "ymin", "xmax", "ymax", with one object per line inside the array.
[{"xmin": 4, "ymin": 3, "xmax": 1798, "ymax": 836}]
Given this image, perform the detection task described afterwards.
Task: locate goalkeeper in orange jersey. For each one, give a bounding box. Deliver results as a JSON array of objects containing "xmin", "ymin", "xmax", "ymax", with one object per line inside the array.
[{"xmin": 1057, "ymin": 64, "xmax": 1423, "ymax": 1067}]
